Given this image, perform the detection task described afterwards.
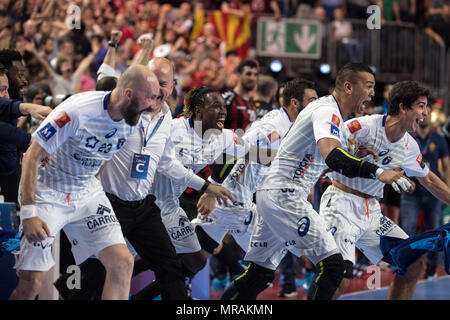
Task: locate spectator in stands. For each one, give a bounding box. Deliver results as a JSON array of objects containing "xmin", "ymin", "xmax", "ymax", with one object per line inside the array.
[
  {"xmin": 425, "ymin": 1, "xmax": 450, "ymax": 48},
  {"xmin": 332, "ymin": 8, "xmax": 363, "ymax": 63},
  {"xmin": 253, "ymin": 75, "xmax": 278, "ymax": 120},
  {"xmin": 223, "ymin": 59, "xmax": 258, "ymax": 132}
]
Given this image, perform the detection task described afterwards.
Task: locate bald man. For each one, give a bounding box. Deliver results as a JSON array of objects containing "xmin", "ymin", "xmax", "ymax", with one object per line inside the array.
[{"xmin": 10, "ymin": 65, "xmax": 160, "ymax": 300}]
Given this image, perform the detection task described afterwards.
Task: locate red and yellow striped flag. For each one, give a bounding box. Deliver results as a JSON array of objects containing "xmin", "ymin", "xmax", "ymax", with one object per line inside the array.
[{"xmin": 191, "ymin": 10, "xmax": 252, "ymax": 59}]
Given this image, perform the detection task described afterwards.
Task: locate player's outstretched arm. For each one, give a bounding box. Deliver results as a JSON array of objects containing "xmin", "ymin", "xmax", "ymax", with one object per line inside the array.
[{"xmin": 417, "ymin": 171, "xmax": 450, "ymax": 205}]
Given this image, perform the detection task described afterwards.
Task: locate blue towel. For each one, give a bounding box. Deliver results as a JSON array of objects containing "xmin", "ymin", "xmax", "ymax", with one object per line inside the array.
[{"xmin": 380, "ymin": 223, "xmax": 450, "ymax": 276}]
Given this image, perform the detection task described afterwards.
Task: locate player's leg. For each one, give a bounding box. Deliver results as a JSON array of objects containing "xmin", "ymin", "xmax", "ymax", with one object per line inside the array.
[
  {"xmin": 97, "ymin": 244, "xmax": 134, "ymax": 299},
  {"xmin": 11, "ymin": 188, "xmax": 69, "ymax": 299},
  {"xmin": 422, "ymin": 195, "xmax": 443, "ymax": 278},
  {"xmin": 10, "ymin": 270, "xmax": 48, "ymax": 300}
]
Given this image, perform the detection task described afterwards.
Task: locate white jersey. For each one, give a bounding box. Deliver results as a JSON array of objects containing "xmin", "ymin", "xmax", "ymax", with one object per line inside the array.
[
  {"xmin": 329, "ymin": 114, "xmax": 430, "ymax": 197},
  {"xmin": 219, "ymin": 108, "xmax": 293, "ymax": 209},
  {"xmin": 154, "ymin": 117, "xmax": 248, "ymax": 214},
  {"xmin": 258, "ymin": 95, "xmax": 346, "ymax": 194},
  {"xmin": 32, "ymin": 91, "xmax": 135, "ymax": 193}
]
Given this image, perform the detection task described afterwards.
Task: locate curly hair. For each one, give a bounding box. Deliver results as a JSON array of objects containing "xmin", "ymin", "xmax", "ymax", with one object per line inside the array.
[
  {"xmin": 183, "ymin": 86, "xmax": 216, "ymax": 118},
  {"xmin": 388, "ymin": 81, "xmax": 430, "ymax": 116},
  {"xmin": 0, "ymin": 49, "xmax": 22, "ymax": 70}
]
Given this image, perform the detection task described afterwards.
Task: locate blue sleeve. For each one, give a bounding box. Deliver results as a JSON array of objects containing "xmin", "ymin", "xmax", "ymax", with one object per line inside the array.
[
  {"xmin": 0, "ymin": 97, "xmax": 23, "ymax": 121},
  {"xmin": 0, "ymin": 121, "xmax": 31, "ymax": 147}
]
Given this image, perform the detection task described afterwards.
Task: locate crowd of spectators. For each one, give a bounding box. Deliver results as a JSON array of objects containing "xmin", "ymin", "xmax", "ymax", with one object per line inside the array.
[{"xmin": 0, "ymin": 0, "xmax": 449, "ymax": 299}]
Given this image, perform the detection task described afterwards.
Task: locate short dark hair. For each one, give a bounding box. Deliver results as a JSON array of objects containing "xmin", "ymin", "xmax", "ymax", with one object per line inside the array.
[
  {"xmin": 183, "ymin": 86, "xmax": 216, "ymax": 118},
  {"xmin": 0, "ymin": 49, "xmax": 23, "ymax": 70},
  {"xmin": 96, "ymin": 76, "xmax": 118, "ymax": 91},
  {"xmin": 236, "ymin": 59, "xmax": 258, "ymax": 74},
  {"xmin": 387, "ymin": 81, "xmax": 430, "ymax": 116},
  {"xmin": 282, "ymin": 78, "xmax": 316, "ymax": 107},
  {"xmin": 335, "ymin": 63, "xmax": 374, "ymax": 91}
]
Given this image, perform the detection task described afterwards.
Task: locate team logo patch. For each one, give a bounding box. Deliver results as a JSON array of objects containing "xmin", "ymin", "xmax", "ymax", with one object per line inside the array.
[
  {"xmin": 86, "ymin": 136, "xmax": 100, "ymax": 149},
  {"xmin": 53, "ymin": 111, "xmax": 71, "ymax": 128},
  {"xmin": 347, "ymin": 120, "xmax": 362, "ymax": 133},
  {"xmin": 38, "ymin": 123, "xmax": 57, "ymax": 141},
  {"xmin": 233, "ymin": 133, "xmax": 245, "ymax": 146},
  {"xmin": 267, "ymin": 130, "xmax": 280, "ymax": 143},
  {"xmin": 416, "ymin": 154, "xmax": 425, "ymax": 169},
  {"xmin": 330, "ymin": 124, "xmax": 340, "ymax": 136},
  {"xmin": 331, "ymin": 114, "xmax": 341, "ymax": 127}
]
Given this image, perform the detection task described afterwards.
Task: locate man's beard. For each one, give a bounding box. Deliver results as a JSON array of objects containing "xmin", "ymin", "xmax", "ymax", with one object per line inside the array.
[{"xmin": 121, "ymin": 96, "xmax": 141, "ymax": 126}]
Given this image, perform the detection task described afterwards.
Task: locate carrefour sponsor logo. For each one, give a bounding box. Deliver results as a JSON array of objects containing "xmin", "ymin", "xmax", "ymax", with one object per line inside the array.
[
  {"xmin": 85, "ymin": 214, "xmax": 119, "ymax": 232},
  {"xmin": 375, "ymin": 216, "xmax": 395, "ymax": 236},
  {"xmin": 168, "ymin": 217, "xmax": 194, "ymax": 240},
  {"xmin": 292, "ymin": 154, "xmax": 314, "ymax": 182}
]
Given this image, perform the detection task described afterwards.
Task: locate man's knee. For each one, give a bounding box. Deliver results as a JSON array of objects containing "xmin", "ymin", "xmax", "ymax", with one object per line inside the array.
[
  {"xmin": 100, "ymin": 245, "xmax": 134, "ymax": 278},
  {"xmin": 308, "ymin": 253, "xmax": 346, "ymax": 300},
  {"xmin": 12, "ymin": 271, "xmax": 47, "ymax": 299}
]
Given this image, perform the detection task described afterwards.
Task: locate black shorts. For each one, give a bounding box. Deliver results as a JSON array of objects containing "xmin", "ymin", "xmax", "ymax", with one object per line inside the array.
[{"xmin": 383, "ymin": 184, "xmax": 400, "ymax": 207}]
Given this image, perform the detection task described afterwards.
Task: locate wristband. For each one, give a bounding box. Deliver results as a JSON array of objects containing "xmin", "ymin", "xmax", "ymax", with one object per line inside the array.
[
  {"xmin": 200, "ymin": 180, "xmax": 211, "ymax": 193},
  {"xmin": 375, "ymin": 168, "xmax": 385, "ymax": 179},
  {"xmin": 108, "ymin": 42, "xmax": 118, "ymax": 49},
  {"xmin": 20, "ymin": 204, "xmax": 38, "ymax": 220}
]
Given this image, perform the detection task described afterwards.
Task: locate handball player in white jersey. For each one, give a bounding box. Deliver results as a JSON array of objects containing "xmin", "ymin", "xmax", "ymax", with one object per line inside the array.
[
  {"xmin": 10, "ymin": 65, "xmax": 160, "ymax": 300},
  {"xmin": 153, "ymin": 86, "xmax": 272, "ymax": 274},
  {"xmin": 320, "ymin": 81, "xmax": 450, "ymax": 299},
  {"xmin": 222, "ymin": 63, "xmax": 409, "ymax": 300},
  {"xmin": 191, "ymin": 79, "xmax": 318, "ymax": 263}
]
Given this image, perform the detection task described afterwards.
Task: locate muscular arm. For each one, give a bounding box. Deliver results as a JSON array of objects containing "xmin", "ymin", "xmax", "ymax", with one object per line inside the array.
[
  {"xmin": 417, "ymin": 170, "xmax": 450, "ymax": 205},
  {"xmin": 20, "ymin": 139, "xmax": 49, "ymax": 206}
]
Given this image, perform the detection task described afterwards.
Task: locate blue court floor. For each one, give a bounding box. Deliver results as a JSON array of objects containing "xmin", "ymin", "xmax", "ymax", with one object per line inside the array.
[{"xmin": 340, "ymin": 275, "xmax": 450, "ymax": 300}]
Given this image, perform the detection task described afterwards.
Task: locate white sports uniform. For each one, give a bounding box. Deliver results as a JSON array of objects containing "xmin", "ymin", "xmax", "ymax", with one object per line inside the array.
[
  {"xmin": 246, "ymin": 95, "xmax": 346, "ymax": 269},
  {"xmin": 153, "ymin": 117, "xmax": 248, "ymax": 253},
  {"xmin": 320, "ymin": 114, "xmax": 430, "ymax": 264},
  {"xmin": 191, "ymin": 108, "xmax": 293, "ymax": 252},
  {"xmin": 15, "ymin": 91, "xmax": 135, "ymax": 271}
]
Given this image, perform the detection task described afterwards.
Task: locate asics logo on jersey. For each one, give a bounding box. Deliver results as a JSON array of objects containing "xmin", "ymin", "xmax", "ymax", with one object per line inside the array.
[
  {"xmin": 105, "ymin": 128, "xmax": 117, "ymax": 138},
  {"xmin": 382, "ymin": 156, "xmax": 393, "ymax": 165},
  {"xmin": 244, "ymin": 211, "xmax": 253, "ymax": 225},
  {"xmin": 297, "ymin": 217, "xmax": 310, "ymax": 237},
  {"xmin": 292, "ymin": 154, "xmax": 314, "ymax": 182}
]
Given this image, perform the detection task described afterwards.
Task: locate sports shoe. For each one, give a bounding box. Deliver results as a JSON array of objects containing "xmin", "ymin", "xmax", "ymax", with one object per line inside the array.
[
  {"xmin": 211, "ymin": 273, "xmax": 230, "ymax": 291},
  {"xmin": 278, "ymin": 283, "xmax": 297, "ymax": 297}
]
